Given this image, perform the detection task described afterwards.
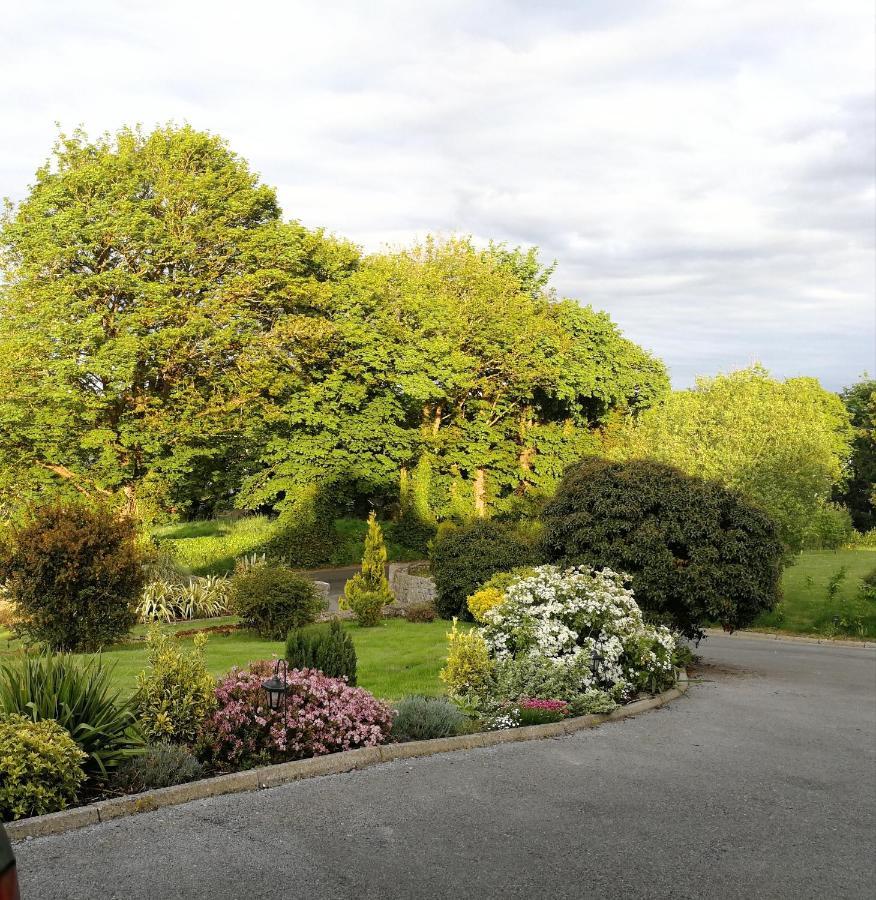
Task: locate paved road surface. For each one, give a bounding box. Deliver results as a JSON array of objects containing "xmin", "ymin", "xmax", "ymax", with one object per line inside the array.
[{"xmin": 12, "ymin": 635, "xmax": 876, "ymax": 899}]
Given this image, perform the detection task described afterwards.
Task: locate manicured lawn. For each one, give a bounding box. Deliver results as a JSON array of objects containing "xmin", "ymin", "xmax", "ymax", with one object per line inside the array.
[
  {"xmin": 0, "ymin": 618, "xmax": 460, "ymax": 702},
  {"xmin": 153, "ymin": 515, "xmax": 422, "ymax": 575},
  {"xmin": 754, "ymin": 548, "xmax": 876, "ymax": 638}
]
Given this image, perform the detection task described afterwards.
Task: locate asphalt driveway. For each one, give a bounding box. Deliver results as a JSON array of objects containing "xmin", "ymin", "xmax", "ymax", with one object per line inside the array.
[{"xmin": 12, "ymin": 634, "xmax": 876, "ymax": 899}]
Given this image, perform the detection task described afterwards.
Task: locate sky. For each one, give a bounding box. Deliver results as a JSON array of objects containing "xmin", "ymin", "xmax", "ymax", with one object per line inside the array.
[{"xmin": 1, "ymin": 0, "xmax": 874, "ymax": 389}]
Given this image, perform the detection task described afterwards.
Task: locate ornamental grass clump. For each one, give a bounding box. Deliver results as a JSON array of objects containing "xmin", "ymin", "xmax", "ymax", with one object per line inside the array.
[
  {"xmin": 444, "ymin": 565, "xmax": 677, "ymax": 713},
  {"xmin": 198, "ymin": 661, "xmax": 393, "ymax": 771},
  {"xmin": 0, "ymin": 653, "xmax": 142, "ymax": 780}
]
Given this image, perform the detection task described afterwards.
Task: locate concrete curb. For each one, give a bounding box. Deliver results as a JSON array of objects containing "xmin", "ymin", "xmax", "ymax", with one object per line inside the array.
[
  {"xmin": 7, "ymin": 670, "xmax": 689, "ymax": 842},
  {"xmin": 706, "ymin": 628, "xmax": 875, "ymax": 649}
]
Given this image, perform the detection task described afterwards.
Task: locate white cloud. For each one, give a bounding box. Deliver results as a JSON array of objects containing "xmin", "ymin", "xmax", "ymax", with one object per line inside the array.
[{"xmin": 1, "ymin": 0, "xmax": 873, "ymax": 388}]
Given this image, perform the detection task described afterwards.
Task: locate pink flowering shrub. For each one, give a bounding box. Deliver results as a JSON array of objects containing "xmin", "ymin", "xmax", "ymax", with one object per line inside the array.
[
  {"xmin": 516, "ymin": 697, "xmax": 569, "ymax": 726},
  {"xmin": 198, "ymin": 660, "xmax": 394, "ymax": 771}
]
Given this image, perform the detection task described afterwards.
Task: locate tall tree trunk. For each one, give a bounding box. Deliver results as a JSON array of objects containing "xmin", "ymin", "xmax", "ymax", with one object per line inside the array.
[
  {"xmin": 473, "ymin": 468, "xmax": 487, "ymax": 518},
  {"xmin": 122, "ymin": 483, "xmax": 138, "ymax": 519}
]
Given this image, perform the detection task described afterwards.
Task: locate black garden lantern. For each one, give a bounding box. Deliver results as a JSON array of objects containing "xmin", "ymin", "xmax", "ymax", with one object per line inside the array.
[
  {"xmin": 261, "ymin": 659, "xmax": 289, "ymax": 718},
  {"xmin": 590, "ymin": 644, "xmax": 604, "ymax": 688}
]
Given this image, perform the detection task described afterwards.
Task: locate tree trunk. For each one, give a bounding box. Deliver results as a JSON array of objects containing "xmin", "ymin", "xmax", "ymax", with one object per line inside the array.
[{"xmin": 473, "ymin": 468, "xmax": 487, "ymax": 518}]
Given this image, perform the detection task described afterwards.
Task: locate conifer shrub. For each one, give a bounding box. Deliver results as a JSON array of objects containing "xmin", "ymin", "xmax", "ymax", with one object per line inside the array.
[
  {"xmin": 286, "ymin": 620, "xmax": 357, "ymax": 684},
  {"xmin": 342, "ymin": 512, "xmax": 394, "ymax": 627},
  {"xmin": 0, "ymin": 501, "xmax": 144, "ymax": 651}
]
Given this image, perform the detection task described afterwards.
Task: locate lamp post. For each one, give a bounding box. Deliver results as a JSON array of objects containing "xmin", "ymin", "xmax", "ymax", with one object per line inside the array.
[
  {"xmin": 261, "ymin": 659, "xmax": 289, "ymax": 724},
  {"xmin": 590, "ymin": 644, "xmax": 604, "ymax": 689}
]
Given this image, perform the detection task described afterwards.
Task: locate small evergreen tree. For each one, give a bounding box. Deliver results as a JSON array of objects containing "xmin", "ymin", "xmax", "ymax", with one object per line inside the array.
[{"xmin": 341, "ymin": 512, "xmax": 394, "ymax": 626}]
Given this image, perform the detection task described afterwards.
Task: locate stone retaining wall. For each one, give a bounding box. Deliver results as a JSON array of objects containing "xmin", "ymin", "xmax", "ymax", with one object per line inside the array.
[{"xmin": 388, "ymin": 561, "xmax": 436, "ymax": 606}]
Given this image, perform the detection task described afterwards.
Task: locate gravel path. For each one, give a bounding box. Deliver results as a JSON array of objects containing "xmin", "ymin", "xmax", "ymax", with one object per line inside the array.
[{"xmin": 12, "ymin": 634, "xmax": 876, "ymax": 899}]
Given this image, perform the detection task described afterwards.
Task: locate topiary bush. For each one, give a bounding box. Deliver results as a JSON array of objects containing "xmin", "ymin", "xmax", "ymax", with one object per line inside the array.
[
  {"xmin": 0, "ymin": 654, "xmax": 143, "ymax": 780},
  {"xmin": 390, "ymin": 695, "xmax": 466, "ymax": 742},
  {"xmin": 112, "ymin": 743, "xmax": 204, "ymax": 794},
  {"xmin": 430, "ymin": 520, "xmax": 541, "ymax": 619},
  {"xmin": 135, "ymin": 629, "xmax": 217, "ymax": 745},
  {"xmin": 0, "ymin": 501, "xmax": 145, "ymax": 651},
  {"xmin": 230, "ymin": 565, "xmax": 325, "ymax": 639},
  {"xmin": 0, "ymin": 714, "xmax": 87, "ymax": 820},
  {"xmin": 286, "ymin": 620, "xmax": 357, "ymax": 684},
  {"xmin": 540, "ymin": 458, "xmax": 784, "ymax": 639}
]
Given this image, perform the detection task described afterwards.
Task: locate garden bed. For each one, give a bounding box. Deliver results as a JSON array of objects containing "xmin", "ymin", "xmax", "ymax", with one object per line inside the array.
[{"xmin": 7, "ymin": 671, "xmax": 688, "ymax": 841}]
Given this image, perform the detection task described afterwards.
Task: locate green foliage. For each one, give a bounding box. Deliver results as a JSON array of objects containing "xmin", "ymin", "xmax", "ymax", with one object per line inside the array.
[
  {"xmin": 342, "ymin": 512, "xmax": 394, "ymax": 626},
  {"xmin": 430, "ymin": 520, "xmax": 541, "ymax": 619},
  {"xmin": 390, "ymin": 695, "xmax": 466, "ymax": 742},
  {"xmin": 230, "ymin": 565, "xmax": 325, "ymax": 638},
  {"xmin": 285, "ymin": 620, "xmax": 357, "ymax": 684},
  {"xmin": 112, "ymin": 743, "xmax": 204, "ymax": 794},
  {"xmin": 440, "ymin": 621, "xmax": 495, "ymax": 701},
  {"xmin": 0, "ymin": 654, "xmax": 142, "ymax": 779},
  {"xmin": 153, "ymin": 516, "xmax": 275, "ymax": 576},
  {"xmin": 0, "ymin": 714, "xmax": 87, "ymax": 820},
  {"xmin": 0, "ymin": 501, "xmax": 144, "ymax": 651},
  {"xmin": 404, "ymin": 601, "xmax": 438, "ymax": 623},
  {"xmin": 825, "ymin": 567, "xmax": 848, "ymax": 603},
  {"xmin": 0, "ymin": 124, "xmax": 357, "ymax": 520},
  {"xmin": 608, "ymin": 366, "xmax": 854, "ymax": 550},
  {"xmin": 835, "ymin": 378, "xmax": 876, "ymax": 531},
  {"xmin": 135, "ymin": 629, "xmax": 217, "ymax": 745},
  {"xmin": 137, "ymin": 575, "xmax": 230, "ymax": 623},
  {"xmin": 540, "ymin": 458, "xmax": 785, "ymax": 639},
  {"xmin": 802, "ymin": 503, "xmax": 855, "ymax": 551},
  {"xmin": 343, "ymin": 588, "xmax": 387, "ymax": 627},
  {"xmin": 241, "ymin": 236, "xmax": 668, "ymax": 522}
]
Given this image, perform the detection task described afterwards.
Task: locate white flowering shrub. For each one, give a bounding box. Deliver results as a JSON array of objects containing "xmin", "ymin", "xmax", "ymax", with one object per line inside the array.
[{"xmin": 474, "ymin": 565, "xmax": 677, "ymax": 704}]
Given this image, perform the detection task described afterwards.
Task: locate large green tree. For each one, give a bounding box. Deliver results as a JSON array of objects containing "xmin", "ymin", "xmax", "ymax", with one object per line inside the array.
[
  {"xmin": 835, "ymin": 378, "xmax": 876, "ymax": 531},
  {"xmin": 0, "ymin": 125, "xmax": 357, "ymax": 520},
  {"xmin": 242, "ymin": 237, "xmax": 669, "ymax": 520},
  {"xmin": 606, "ymin": 366, "xmax": 854, "ymax": 549}
]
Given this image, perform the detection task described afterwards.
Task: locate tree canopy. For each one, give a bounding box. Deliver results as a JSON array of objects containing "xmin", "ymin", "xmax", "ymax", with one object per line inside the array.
[
  {"xmin": 0, "ymin": 125, "xmax": 357, "ymax": 519},
  {"xmin": 242, "ymin": 236, "xmax": 669, "ymax": 522},
  {"xmin": 835, "ymin": 377, "xmax": 876, "ymax": 531},
  {"xmin": 605, "ymin": 366, "xmax": 854, "ymax": 549}
]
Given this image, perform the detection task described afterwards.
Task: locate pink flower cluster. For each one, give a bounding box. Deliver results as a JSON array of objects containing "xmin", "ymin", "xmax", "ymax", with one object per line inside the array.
[
  {"xmin": 199, "ymin": 660, "xmax": 394, "ymax": 770},
  {"xmin": 519, "ymin": 698, "xmax": 569, "ymax": 716}
]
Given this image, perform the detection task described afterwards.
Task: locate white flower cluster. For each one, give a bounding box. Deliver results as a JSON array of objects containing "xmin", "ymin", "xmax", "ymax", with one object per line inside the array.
[{"xmin": 480, "ymin": 565, "xmax": 676, "ymax": 694}]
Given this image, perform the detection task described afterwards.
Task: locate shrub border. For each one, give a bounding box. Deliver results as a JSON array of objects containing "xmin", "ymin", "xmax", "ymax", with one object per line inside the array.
[{"xmin": 7, "ymin": 671, "xmax": 688, "ymax": 842}]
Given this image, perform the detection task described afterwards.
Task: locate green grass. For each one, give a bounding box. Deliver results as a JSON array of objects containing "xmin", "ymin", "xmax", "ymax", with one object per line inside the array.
[
  {"xmin": 755, "ymin": 548, "xmax": 876, "ymax": 638},
  {"xmin": 0, "ymin": 618, "xmax": 459, "ymax": 702},
  {"xmin": 152, "ymin": 515, "xmax": 423, "ymax": 576}
]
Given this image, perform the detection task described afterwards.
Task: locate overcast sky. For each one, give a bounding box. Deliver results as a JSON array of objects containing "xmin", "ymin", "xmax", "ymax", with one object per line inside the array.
[{"xmin": 2, "ymin": 0, "xmax": 874, "ymax": 388}]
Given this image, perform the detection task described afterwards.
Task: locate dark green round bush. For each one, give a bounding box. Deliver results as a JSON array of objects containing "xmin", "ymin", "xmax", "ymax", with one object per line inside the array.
[
  {"xmin": 231, "ymin": 566, "xmax": 325, "ymax": 639},
  {"xmin": 390, "ymin": 696, "xmax": 466, "ymax": 742},
  {"xmin": 286, "ymin": 619, "xmax": 357, "ymax": 684},
  {"xmin": 0, "ymin": 501, "xmax": 144, "ymax": 652},
  {"xmin": 430, "ymin": 520, "xmax": 541, "ymax": 619},
  {"xmin": 539, "ymin": 458, "xmax": 784, "ymax": 639}
]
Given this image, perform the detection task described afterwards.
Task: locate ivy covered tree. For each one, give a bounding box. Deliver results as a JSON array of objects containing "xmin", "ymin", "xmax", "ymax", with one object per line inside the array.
[
  {"xmin": 243, "ymin": 237, "xmax": 669, "ymax": 521},
  {"xmin": 0, "ymin": 125, "xmax": 357, "ymax": 521},
  {"xmin": 605, "ymin": 366, "xmax": 854, "ymax": 550}
]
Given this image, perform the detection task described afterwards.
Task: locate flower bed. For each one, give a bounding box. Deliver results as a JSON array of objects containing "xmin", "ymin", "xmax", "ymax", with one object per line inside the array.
[{"xmin": 443, "ymin": 565, "xmax": 680, "ymax": 715}]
